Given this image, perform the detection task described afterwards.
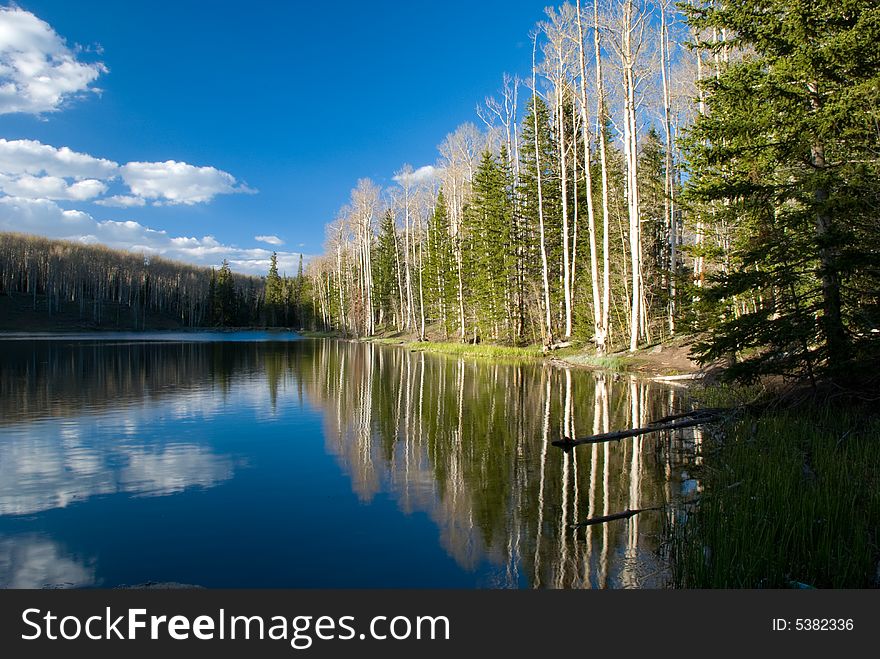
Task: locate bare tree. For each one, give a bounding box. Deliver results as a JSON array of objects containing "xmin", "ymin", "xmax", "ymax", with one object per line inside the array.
[
  {"xmin": 478, "ymin": 73, "xmax": 521, "ymax": 182},
  {"xmin": 531, "ymin": 33, "xmax": 554, "ymax": 346},
  {"xmin": 575, "ymin": 0, "xmax": 607, "ymax": 354},
  {"xmin": 606, "ymin": 0, "xmax": 651, "ymax": 352},
  {"xmin": 393, "ymin": 164, "xmax": 417, "ymax": 331},
  {"xmin": 659, "ymin": 0, "xmax": 677, "ymax": 334},
  {"xmin": 543, "ymin": 7, "xmax": 577, "ymax": 339},
  {"xmin": 350, "ymin": 179, "xmax": 381, "ymax": 335}
]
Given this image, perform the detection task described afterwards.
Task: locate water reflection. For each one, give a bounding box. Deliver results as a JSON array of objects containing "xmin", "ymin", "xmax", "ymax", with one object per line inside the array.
[
  {"xmin": 0, "ymin": 535, "xmax": 95, "ymax": 588},
  {"xmin": 0, "ymin": 432, "xmax": 236, "ymax": 517},
  {"xmin": 0, "ymin": 338, "xmax": 298, "ymax": 425},
  {"xmin": 0, "ymin": 399, "xmax": 238, "ymax": 516},
  {"xmin": 309, "ymin": 341, "xmax": 697, "ymax": 588},
  {"xmin": 0, "ymin": 337, "xmax": 698, "ymax": 588}
]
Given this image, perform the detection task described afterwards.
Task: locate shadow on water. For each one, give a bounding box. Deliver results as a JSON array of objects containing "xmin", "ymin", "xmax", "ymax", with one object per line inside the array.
[{"xmin": 0, "ymin": 337, "xmax": 702, "ymax": 588}]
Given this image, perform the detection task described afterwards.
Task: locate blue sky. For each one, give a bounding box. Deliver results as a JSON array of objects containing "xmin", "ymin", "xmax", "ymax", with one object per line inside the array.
[{"xmin": 0, "ymin": 1, "xmax": 550, "ymax": 274}]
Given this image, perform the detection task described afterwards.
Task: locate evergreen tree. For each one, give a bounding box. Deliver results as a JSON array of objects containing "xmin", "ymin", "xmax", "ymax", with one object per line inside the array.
[
  {"xmin": 424, "ymin": 190, "xmax": 457, "ymax": 338},
  {"xmin": 463, "ymin": 148, "xmax": 515, "ymax": 342},
  {"xmin": 214, "ymin": 259, "xmax": 237, "ymax": 327},
  {"xmin": 638, "ymin": 127, "xmax": 670, "ymax": 337},
  {"xmin": 372, "ymin": 209, "xmax": 399, "ymax": 328},
  {"xmin": 293, "ymin": 253, "xmax": 305, "ymax": 327},
  {"xmin": 265, "ymin": 251, "xmax": 282, "ymax": 326},
  {"xmin": 684, "ymin": 0, "xmax": 880, "ymax": 382}
]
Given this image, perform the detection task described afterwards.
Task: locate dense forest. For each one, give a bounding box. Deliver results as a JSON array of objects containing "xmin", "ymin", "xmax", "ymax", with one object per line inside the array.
[
  {"xmin": 308, "ymin": 0, "xmax": 880, "ymax": 383},
  {"xmin": 0, "ymin": 233, "xmax": 312, "ymax": 330}
]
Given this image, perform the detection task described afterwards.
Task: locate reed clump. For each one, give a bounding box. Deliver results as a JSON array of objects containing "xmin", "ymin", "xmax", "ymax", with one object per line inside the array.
[{"xmin": 667, "ymin": 399, "xmax": 880, "ymax": 588}]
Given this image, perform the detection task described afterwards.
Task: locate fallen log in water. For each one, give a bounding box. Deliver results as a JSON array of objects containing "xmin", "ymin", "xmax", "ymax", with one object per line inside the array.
[
  {"xmin": 570, "ymin": 483, "xmax": 741, "ymax": 529},
  {"xmin": 569, "ymin": 505, "xmax": 664, "ymax": 529},
  {"xmin": 551, "ymin": 409, "xmax": 725, "ymax": 449}
]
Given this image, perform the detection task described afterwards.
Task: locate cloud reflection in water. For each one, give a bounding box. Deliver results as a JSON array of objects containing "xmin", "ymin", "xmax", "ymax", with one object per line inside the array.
[{"xmin": 0, "ymin": 535, "xmax": 95, "ymax": 588}]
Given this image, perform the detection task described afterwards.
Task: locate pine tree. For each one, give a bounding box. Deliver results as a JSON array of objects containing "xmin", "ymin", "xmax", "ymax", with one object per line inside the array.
[
  {"xmin": 638, "ymin": 127, "xmax": 669, "ymax": 340},
  {"xmin": 265, "ymin": 251, "xmax": 282, "ymax": 326},
  {"xmin": 214, "ymin": 260, "xmax": 237, "ymax": 327},
  {"xmin": 424, "ymin": 189, "xmax": 456, "ymax": 338},
  {"xmin": 372, "ymin": 209, "xmax": 399, "ymax": 328},
  {"xmin": 684, "ymin": 0, "xmax": 880, "ymax": 382},
  {"xmin": 293, "ymin": 253, "xmax": 305, "ymax": 327},
  {"xmin": 463, "ymin": 149, "xmax": 515, "ymax": 342}
]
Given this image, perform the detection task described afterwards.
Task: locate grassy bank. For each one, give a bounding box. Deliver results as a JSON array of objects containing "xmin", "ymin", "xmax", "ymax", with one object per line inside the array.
[
  {"xmin": 410, "ymin": 341, "xmax": 545, "ymax": 359},
  {"xmin": 667, "ymin": 394, "xmax": 880, "ymax": 588},
  {"xmin": 378, "ymin": 339, "xmax": 545, "ymax": 360},
  {"xmin": 356, "ymin": 333, "xmax": 702, "ymax": 374}
]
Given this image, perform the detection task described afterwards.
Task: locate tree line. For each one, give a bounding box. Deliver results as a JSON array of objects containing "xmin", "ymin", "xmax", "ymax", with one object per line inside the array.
[
  {"xmin": 308, "ymin": 0, "xmax": 880, "ymax": 383},
  {"xmin": 0, "ymin": 232, "xmax": 312, "ymax": 329}
]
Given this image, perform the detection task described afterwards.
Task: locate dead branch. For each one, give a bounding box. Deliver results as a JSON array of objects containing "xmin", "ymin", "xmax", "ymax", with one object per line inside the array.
[
  {"xmin": 552, "ymin": 408, "xmax": 725, "ymax": 449},
  {"xmin": 569, "ymin": 505, "xmax": 664, "ymax": 529}
]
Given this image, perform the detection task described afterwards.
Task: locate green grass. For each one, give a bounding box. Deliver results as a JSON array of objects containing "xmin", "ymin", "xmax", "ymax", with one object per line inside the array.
[
  {"xmin": 558, "ymin": 352, "xmax": 631, "ymax": 372},
  {"xmin": 667, "ymin": 400, "xmax": 880, "ymax": 588},
  {"xmin": 688, "ymin": 382, "xmax": 767, "ymax": 408},
  {"xmin": 406, "ymin": 341, "xmax": 544, "ymax": 360}
]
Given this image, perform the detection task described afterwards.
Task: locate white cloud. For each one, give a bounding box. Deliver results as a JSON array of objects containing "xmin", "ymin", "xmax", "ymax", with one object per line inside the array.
[
  {"xmin": 0, "ymin": 196, "xmax": 92, "ymax": 232},
  {"xmin": 0, "ymin": 7, "xmax": 107, "ymax": 115},
  {"xmin": 121, "ymin": 160, "xmax": 254, "ymax": 205},
  {"xmin": 94, "ymin": 194, "xmax": 146, "ymax": 208},
  {"xmin": 0, "ymin": 139, "xmax": 255, "ymax": 207},
  {"xmin": 254, "ymin": 234, "xmax": 284, "ymax": 246},
  {"xmin": 393, "ymin": 165, "xmax": 442, "ymax": 185},
  {"xmin": 0, "ymin": 138, "xmax": 118, "ymax": 179},
  {"xmin": 0, "ymin": 173, "xmax": 106, "ymax": 200},
  {"xmin": 0, "ymin": 196, "xmax": 303, "ymax": 275}
]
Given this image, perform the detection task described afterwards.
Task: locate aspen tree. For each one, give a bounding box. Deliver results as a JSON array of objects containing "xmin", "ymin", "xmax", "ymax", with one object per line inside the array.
[
  {"xmin": 531, "ymin": 34, "xmax": 554, "ymax": 345},
  {"xmin": 575, "ymin": 0, "xmax": 605, "ymax": 353},
  {"xmin": 659, "ymin": 0, "xmax": 677, "ymax": 334},
  {"xmin": 543, "ymin": 7, "xmax": 575, "ymax": 339}
]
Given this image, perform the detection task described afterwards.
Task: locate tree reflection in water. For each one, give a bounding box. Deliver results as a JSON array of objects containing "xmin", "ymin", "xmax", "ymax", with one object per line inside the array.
[{"xmin": 307, "ymin": 340, "xmax": 700, "ymax": 588}]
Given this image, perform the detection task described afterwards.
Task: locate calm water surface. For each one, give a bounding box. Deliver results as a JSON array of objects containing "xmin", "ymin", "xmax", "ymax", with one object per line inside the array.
[{"xmin": 0, "ymin": 334, "xmax": 701, "ymax": 588}]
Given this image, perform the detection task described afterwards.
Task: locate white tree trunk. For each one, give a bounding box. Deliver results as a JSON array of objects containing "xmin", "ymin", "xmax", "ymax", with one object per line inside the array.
[
  {"xmin": 660, "ymin": 1, "xmax": 676, "ymax": 335},
  {"xmin": 533, "ymin": 35, "xmax": 554, "ymax": 345},
  {"xmin": 556, "ymin": 74, "xmax": 573, "ymax": 339},
  {"xmin": 577, "ymin": 0, "xmax": 604, "ymax": 354},
  {"xmin": 594, "ymin": 0, "xmax": 612, "ymax": 353},
  {"xmin": 622, "ymin": 0, "xmax": 641, "ymax": 353}
]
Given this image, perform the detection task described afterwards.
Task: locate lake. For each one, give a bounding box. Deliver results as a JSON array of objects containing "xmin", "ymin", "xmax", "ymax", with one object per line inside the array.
[{"xmin": 0, "ymin": 334, "xmax": 701, "ymax": 588}]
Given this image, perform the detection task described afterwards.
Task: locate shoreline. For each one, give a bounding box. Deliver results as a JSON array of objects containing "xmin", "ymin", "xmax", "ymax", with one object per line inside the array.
[
  {"xmin": 0, "ymin": 325, "xmax": 707, "ymax": 378},
  {"xmin": 356, "ymin": 334, "xmax": 706, "ymax": 379}
]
